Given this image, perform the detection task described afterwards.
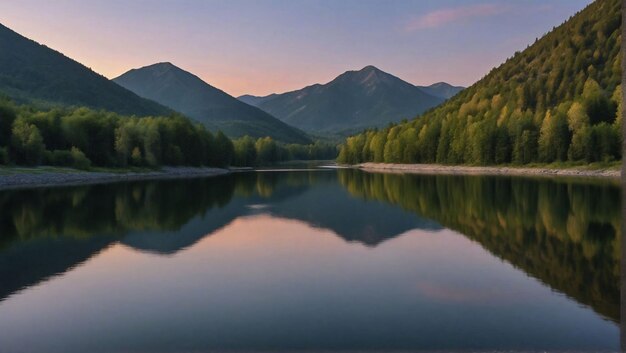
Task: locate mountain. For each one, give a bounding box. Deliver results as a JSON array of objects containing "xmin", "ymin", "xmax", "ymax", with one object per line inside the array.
[
  {"xmin": 238, "ymin": 94, "xmax": 277, "ymax": 107},
  {"xmin": 0, "ymin": 23, "xmax": 170, "ymax": 116},
  {"xmin": 417, "ymin": 82, "xmax": 464, "ymax": 100},
  {"xmin": 114, "ymin": 63, "xmax": 311, "ymax": 144},
  {"xmin": 339, "ymin": 0, "xmax": 621, "ymax": 165},
  {"xmin": 240, "ymin": 81, "xmax": 463, "ymax": 107},
  {"xmin": 237, "ymin": 66, "xmax": 445, "ymax": 134}
]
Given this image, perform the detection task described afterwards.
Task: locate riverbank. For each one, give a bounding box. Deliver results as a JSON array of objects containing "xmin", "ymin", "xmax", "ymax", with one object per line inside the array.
[
  {"xmin": 0, "ymin": 166, "xmax": 230, "ymax": 190},
  {"xmin": 358, "ymin": 162, "xmax": 621, "ymax": 179}
]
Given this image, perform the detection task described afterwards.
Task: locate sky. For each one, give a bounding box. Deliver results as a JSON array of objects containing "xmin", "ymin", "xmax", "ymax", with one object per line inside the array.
[{"xmin": 0, "ymin": 0, "xmax": 593, "ymax": 97}]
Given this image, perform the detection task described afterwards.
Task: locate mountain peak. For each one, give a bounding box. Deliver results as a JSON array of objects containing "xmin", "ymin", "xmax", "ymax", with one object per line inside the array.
[
  {"xmin": 360, "ymin": 65, "xmax": 380, "ymax": 72},
  {"xmin": 337, "ymin": 65, "xmax": 389, "ymax": 85},
  {"xmin": 417, "ymin": 82, "xmax": 464, "ymax": 99},
  {"xmin": 113, "ymin": 64, "xmax": 312, "ymax": 144},
  {"xmin": 429, "ymin": 82, "xmax": 451, "ymax": 88},
  {"xmin": 241, "ymin": 65, "xmax": 444, "ymax": 134},
  {"xmin": 140, "ymin": 62, "xmax": 179, "ymax": 73},
  {"xmin": 0, "ymin": 22, "xmax": 170, "ymax": 116},
  {"xmin": 152, "ymin": 61, "xmax": 175, "ymax": 68}
]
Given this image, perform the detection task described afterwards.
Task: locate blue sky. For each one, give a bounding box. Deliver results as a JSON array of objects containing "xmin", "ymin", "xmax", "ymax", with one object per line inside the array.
[{"xmin": 0, "ymin": 0, "xmax": 593, "ymax": 96}]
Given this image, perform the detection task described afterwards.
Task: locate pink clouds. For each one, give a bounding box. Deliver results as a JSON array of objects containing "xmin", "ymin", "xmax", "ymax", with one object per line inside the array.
[{"xmin": 405, "ymin": 3, "xmax": 509, "ymax": 31}]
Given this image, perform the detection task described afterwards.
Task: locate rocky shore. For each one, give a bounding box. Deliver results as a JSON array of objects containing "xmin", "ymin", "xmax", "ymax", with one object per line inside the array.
[
  {"xmin": 358, "ymin": 162, "xmax": 621, "ymax": 179},
  {"xmin": 0, "ymin": 167, "xmax": 230, "ymax": 190}
]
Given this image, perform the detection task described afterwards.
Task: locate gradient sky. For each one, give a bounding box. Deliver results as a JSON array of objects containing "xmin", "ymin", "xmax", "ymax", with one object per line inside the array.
[{"xmin": 0, "ymin": 0, "xmax": 593, "ymax": 96}]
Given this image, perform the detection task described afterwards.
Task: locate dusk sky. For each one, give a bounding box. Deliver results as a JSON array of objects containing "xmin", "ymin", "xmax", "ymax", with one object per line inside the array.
[{"xmin": 0, "ymin": 0, "xmax": 592, "ymax": 96}]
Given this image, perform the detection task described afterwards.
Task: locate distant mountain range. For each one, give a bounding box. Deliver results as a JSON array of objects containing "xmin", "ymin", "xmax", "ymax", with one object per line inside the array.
[
  {"xmin": 239, "ymin": 81, "xmax": 462, "ymax": 109},
  {"xmin": 0, "ymin": 21, "xmax": 461, "ymax": 141},
  {"xmin": 114, "ymin": 63, "xmax": 311, "ymax": 144},
  {"xmin": 0, "ymin": 23, "xmax": 170, "ymax": 116},
  {"xmin": 238, "ymin": 66, "xmax": 462, "ymax": 134},
  {"xmin": 337, "ymin": 0, "xmax": 621, "ymax": 166},
  {"xmin": 416, "ymin": 82, "xmax": 464, "ymax": 100}
]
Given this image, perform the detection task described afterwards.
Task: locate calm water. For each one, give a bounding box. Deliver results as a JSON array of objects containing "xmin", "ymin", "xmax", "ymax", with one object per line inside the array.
[{"xmin": 0, "ymin": 169, "xmax": 621, "ymax": 352}]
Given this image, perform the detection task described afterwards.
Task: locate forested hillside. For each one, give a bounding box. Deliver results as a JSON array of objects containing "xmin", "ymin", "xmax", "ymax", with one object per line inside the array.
[
  {"xmin": 0, "ymin": 98, "xmax": 235, "ymax": 168},
  {"xmin": 0, "ymin": 97, "xmax": 335, "ymax": 169},
  {"xmin": 338, "ymin": 0, "xmax": 621, "ymax": 165},
  {"xmin": 0, "ymin": 24, "xmax": 170, "ymax": 117}
]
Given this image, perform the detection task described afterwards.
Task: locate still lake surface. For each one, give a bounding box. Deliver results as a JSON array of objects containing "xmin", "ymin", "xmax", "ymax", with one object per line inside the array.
[{"xmin": 0, "ymin": 168, "xmax": 620, "ymax": 352}]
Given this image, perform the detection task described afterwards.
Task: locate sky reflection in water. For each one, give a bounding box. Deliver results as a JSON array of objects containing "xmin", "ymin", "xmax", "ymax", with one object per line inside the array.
[{"xmin": 0, "ymin": 170, "xmax": 620, "ymax": 352}]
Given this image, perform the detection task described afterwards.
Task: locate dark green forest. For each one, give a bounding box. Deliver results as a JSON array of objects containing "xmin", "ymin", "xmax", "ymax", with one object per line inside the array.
[
  {"xmin": 338, "ymin": 0, "xmax": 622, "ymax": 165},
  {"xmin": 0, "ymin": 98, "xmax": 337, "ymax": 169}
]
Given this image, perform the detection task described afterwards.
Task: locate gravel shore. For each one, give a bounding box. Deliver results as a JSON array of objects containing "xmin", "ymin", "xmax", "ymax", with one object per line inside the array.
[
  {"xmin": 358, "ymin": 162, "xmax": 621, "ymax": 179},
  {"xmin": 0, "ymin": 167, "xmax": 230, "ymax": 191}
]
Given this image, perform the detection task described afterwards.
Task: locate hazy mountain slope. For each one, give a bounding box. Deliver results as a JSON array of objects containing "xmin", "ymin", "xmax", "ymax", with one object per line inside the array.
[
  {"xmin": 417, "ymin": 82, "xmax": 464, "ymax": 99},
  {"xmin": 0, "ymin": 23, "xmax": 170, "ymax": 116},
  {"xmin": 238, "ymin": 66, "xmax": 444, "ymax": 134},
  {"xmin": 114, "ymin": 63, "xmax": 311, "ymax": 144},
  {"xmin": 339, "ymin": 0, "xmax": 621, "ymax": 165},
  {"xmin": 238, "ymin": 94, "xmax": 277, "ymax": 107}
]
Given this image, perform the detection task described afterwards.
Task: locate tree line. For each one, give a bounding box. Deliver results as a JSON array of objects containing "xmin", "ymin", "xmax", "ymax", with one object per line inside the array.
[
  {"xmin": 0, "ymin": 98, "xmax": 337, "ymax": 169},
  {"xmin": 338, "ymin": 0, "xmax": 621, "ymax": 166},
  {"xmin": 232, "ymin": 136, "xmax": 337, "ymax": 166}
]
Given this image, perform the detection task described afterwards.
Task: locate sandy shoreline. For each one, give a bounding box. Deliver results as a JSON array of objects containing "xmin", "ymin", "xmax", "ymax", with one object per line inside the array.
[
  {"xmin": 0, "ymin": 166, "xmax": 230, "ymax": 191},
  {"xmin": 358, "ymin": 162, "xmax": 621, "ymax": 179}
]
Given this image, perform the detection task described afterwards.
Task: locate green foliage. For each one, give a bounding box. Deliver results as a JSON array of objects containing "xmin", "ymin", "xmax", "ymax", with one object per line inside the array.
[
  {"xmin": 45, "ymin": 150, "xmax": 73, "ymax": 166},
  {"xmin": 338, "ymin": 0, "xmax": 621, "ymax": 166},
  {"xmin": 0, "ymin": 98, "xmax": 16, "ymax": 146},
  {"xmin": 0, "ymin": 147, "xmax": 8, "ymax": 165},
  {"xmin": 255, "ymin": 137, "xmax": 279, "ymax": 165},
  {"xmin": 232, "ymin": 136, "xmax": 338, "ymax": 166},
  {"xmin": 539, "ymin": 111, "xmax": 570, "ymax": 162},
  {"xmin": 582, "ymin": 78, "xmax": 617, "ymax": 125},
  {"xmin": 10, "ymin": 119, "xmax": 45, "ymax": 165},
  {"xmin": 283, "ymin": 141, "xmax": 338, "ymax": 161},
  {"xmin": 0, "ymin": 98, "xmax": 236, "ymax": 168},
  {"xmin": 213, "ymin": 131, "xmax": 235, "ymax": 167},
  {"xmin": 590, "ymin": 122, "xmax": 621, "ymax": 161},
  {"xmin": 131, "ymin": 147, "xmax": 143, "ymax": 166},
  {"xmin": 567, "ymin": 102, "xmax": 589, "ymax": 132},
  {"xmin": 70, "ymin": 147, "xmax": 91, "ymax": 170},
  {"xmin": 233, "ymin": 136, "xmax": 257, "ymax": 166}
]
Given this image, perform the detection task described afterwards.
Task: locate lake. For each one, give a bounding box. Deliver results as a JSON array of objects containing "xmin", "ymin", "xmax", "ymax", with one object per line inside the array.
[{"xmin": 0, "ymin": 168, "xmax": 621, "ymax": 352}]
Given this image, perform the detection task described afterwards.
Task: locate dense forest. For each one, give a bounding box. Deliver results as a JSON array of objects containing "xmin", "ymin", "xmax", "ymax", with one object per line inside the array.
[
  {"xmin": 0, "ymin": 98, "xmax": 337, "ymax": 169},
  {"xmin": 338, "ymin": 0, "xmax": 622, "ymax": 165},
  {"xmin": 232, "ymin": 136, "xmax": 337, "ymax": 166}
]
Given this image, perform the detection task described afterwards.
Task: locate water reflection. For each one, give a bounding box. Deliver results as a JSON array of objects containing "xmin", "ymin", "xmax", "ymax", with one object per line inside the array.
[
  {"xmin": 338, "ymin": 170, "xmax": 621, "ymax": 323},
  {"xmin": 0, "ymin": 169, "xmax": 620, "ymax": 352}
]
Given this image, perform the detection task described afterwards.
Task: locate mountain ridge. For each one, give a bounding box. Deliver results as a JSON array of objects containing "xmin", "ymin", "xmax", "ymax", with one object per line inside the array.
[
  {"xmin": 0, "ymin": 23, "xmax": 171, "ymax": 116},
  {"xmin": 237, "ymin": 66, "xmax": 452, "ymax": 135},
  {"xmin": 417, "ymin": 82, "xmax": 464, "ymax": 100},
  {"xmin": 338, "ymin": 0, "xmax": 621, "ymax": 166},
  {"xmin": 114, "ymin": 62, "xmax": 311, "ymax": 144}
]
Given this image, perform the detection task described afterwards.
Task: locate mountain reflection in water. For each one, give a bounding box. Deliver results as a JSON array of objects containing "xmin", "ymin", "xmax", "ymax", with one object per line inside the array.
[{"xmin": 0, "ymin": 169, "xmax": 620, "ymax": 352}]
